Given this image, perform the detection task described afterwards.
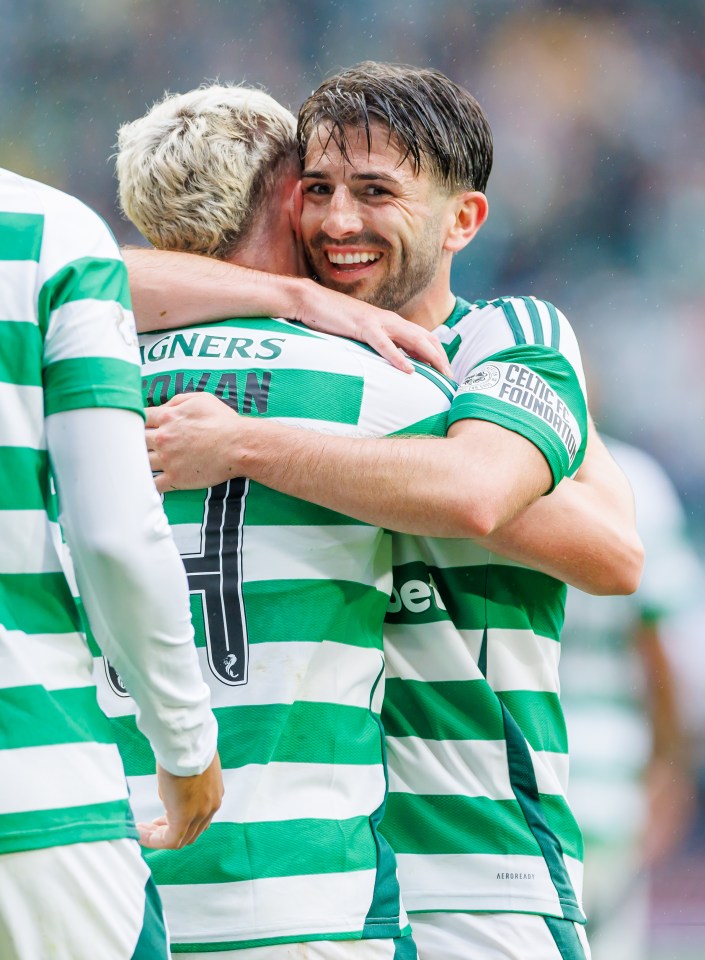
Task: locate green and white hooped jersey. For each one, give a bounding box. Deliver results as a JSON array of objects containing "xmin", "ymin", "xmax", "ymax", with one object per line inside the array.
[
  {"xmin": 380, "ymin": 296, "xmax": 589, "ymax": 922},
  {"xmin": 95, "ymin": 318, "xmax": 452, "ymax": 952},
  {"xmin": 0, "ymin": 170, "xmax": 145, "ymax": 856}
]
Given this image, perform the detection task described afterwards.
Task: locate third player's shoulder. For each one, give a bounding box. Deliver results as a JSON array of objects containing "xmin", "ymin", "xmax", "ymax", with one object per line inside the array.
[{"xmin": 24, "ymin": 176, "xmax": 124, "ymax": 281}]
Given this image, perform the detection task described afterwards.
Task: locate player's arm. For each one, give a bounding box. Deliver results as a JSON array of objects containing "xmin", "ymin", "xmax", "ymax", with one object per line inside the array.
[
  {"xmin": 147, "ymin": 393, "xmax": 642, "ymax": 595},
  {"xmin": 146, "ymin": 391, "xmax": 551, "ymax": 537},
  {"xmin": 638, "ymin": 618, "xmax": 695, "ymax": 865},
  {"xmin": 47, "ymin": 406, "xmax": 223, "ymax": 849},
  {"xmin": 479, "ymin": 419, "xmax": 644, "ymax": 594},
  {"xmin": 123, "ymin": 247, "xmax": 450, "ymax": 375}
]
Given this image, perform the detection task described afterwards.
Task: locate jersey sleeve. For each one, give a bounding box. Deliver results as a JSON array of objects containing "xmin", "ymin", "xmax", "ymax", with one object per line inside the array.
[
  {"xmin": 38, "ymin": 192, "xmax": 145, "ymax": 419},
  {"xmin": 446, "ymin": 297, "xmax": 588, "ymax": 488}
]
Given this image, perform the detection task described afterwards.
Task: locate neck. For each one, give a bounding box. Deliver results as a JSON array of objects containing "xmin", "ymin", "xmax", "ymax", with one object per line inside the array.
[{"xmin": 398, "ymin": 265, "xmax": 456, "ymax": 331}]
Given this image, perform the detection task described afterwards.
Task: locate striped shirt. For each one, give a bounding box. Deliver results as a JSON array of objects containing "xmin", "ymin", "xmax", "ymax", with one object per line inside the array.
[
  {"xmin": 381, "ymin": 296, "xmax": 589, "ymax": 921},
  {"xmin": 96, "ymin": 318, "xmax": 452, "ymax": 951},
  {"xmin": 0, "ymin": 169, "xmax": 145, "ymax": 854}
]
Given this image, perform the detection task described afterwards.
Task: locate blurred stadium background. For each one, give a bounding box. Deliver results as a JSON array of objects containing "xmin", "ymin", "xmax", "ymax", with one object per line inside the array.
[{"xmin": 2, "ymin": 1, "xmax": 704, "ymax": 957}]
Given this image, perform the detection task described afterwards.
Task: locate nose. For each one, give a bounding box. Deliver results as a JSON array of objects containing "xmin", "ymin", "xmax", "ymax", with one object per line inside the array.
[{"xmin": 321, "ymin": 186, "xmax": 364, "ymax": 239}]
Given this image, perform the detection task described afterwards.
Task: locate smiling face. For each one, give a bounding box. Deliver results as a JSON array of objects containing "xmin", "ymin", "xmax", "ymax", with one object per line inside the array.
[{"xmin": 300, "ymin": 122, "xmax": 458, "ymax": 323}]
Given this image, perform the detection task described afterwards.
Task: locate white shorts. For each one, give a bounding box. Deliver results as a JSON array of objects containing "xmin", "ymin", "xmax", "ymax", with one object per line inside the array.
[
  {"xmin": 410, "ymin": 912, "xmax": 591, "ymax": 960},
  {"xmin": 180, "ymin": 933, "xmax": 417, "ymax": 960},
  {"xmin": 0, "ymin": 838, "xmax": 169, "ymax": 960}
]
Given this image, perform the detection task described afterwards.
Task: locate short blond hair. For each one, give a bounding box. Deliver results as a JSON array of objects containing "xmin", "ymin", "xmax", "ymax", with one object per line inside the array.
[{"xmin": 116, "ymin": 84, "xmax": 297, "ymax": 258}]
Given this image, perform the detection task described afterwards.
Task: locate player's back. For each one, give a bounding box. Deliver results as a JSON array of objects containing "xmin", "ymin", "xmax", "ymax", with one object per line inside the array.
[
  {"xmin": 0, "ymin": 169, "xmax": 143, "ymax": 856},
  {"xmin": 97, "ymin": 316, "xmax": 452, "ymax": 951}
]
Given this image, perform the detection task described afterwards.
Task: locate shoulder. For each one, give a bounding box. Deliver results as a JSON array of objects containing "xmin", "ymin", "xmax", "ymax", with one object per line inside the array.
[
  {"xmin": 0, "ymin": 172, "xmax": 124, "ymax": 287},
  {"xmin": 448, "ymin": 295, "xmax": 584, "ymax": 385},
  {"xmin": 450, "ymin": 295, "xmax": 571, "ymax": 350}
]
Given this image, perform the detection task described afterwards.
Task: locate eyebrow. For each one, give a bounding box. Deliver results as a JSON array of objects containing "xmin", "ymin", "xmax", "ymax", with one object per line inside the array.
[{"xmin": 301, "ymin": 170, "xmax": 400, "ymax": 184}]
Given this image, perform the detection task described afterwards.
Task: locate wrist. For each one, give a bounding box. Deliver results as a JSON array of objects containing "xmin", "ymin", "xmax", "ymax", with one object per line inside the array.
[
  {"xmin": 267, "ymin": 275, "xmax": 313, "ymax": 322},
  {"xmin": 232, "ymin": 416, "xmax": 277, "ymax": 482}
]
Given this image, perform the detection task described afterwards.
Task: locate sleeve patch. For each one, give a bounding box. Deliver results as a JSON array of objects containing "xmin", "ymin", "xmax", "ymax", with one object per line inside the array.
[{"xmin": 458, "ymin": 360, "xmax": 581, "ymax": 466}]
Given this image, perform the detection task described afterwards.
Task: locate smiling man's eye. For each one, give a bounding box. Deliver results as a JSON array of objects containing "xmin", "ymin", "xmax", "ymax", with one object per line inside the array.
[{"xmin": 303, "ymin": 183, "xmax": 331, "ymax": 195}]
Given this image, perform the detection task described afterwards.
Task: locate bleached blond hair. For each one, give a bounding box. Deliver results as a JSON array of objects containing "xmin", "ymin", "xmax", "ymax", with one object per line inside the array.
[{"xmin": 116, "ymin": 84, "xmax": 297, "ymax": 259}]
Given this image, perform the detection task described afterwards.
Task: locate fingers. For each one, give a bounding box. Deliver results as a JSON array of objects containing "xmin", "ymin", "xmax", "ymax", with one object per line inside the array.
[
  {"xmin": 382, "ymin": 319, "xmax": 452, "ymax": 378},
  {"xmin": 137, "ymin": 811, "xmax": 215, "ymax": 850},
  {"xmin": 153, "ymin": 472, "xmax": 172, "ymax": 494},
  {"xmin": 145, "ymin": 406, "xmax": 165, "ymax": 428},
  {"xmin": 368, "ymin": 333, "xmax": 415, "ymax": 374}
]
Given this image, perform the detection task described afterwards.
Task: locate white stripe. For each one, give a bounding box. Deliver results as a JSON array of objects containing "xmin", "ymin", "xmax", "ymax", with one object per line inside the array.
[
  {"xmin": 387, "ymin": 736, "xmax": 514, "ymax": 800},
  {"xmin": 96, "ymin": 640, "xmax": 384, "ymax": 716},
  {"xmin": 0, "ymin": 261, "xmax": 37, "ymax": 322},
  {"xmin": 0, "ymin": 510, "xmax": 62, "ymax": 574},
  {"xmin": 357, "ymin": 356, "xmax": 451, "ymax": 434},
  {"xmin": 394, "ymin": 533, "xmax": 490, "ymax": 569},
  {"xmin": 36, "ymin": 186, "xmax": 123, "ymax": 280},
  {"xmin": 0, "ymin": 381, "xmax": 44, "ymax": 447},
  {"xmin": 486, "ymin": 628, "xmax": 560, "ymax": 693},
  {"xmin": 172, "ymin": 522, "xmax": 389, "ymax": 591},
  {"xmin": 159, "ymin": 870, "xmax": 379, "ymax": 943},
  {"xmin": 384, "ymin": 621, "xmax": 484, "ymax": 683},
  {"xmin": 532, "ymin": 749, "xmax": 570, "ymax": 796},
  {"xmin": 44, "ymin": 299, "xmax": 139, "ymax": 366},
  {"xmin": 129, "ymin": 760, "xmax": 385, "ymax": 826},
  {"xmin": 0, "ymin": 742, "xmax": 128, "ymax": 814},
  {"xmin": 396, "ymin": 852, "xmax": 560, "ymax": 914},
  {"xmin": 242, "ymin": 524, "xmax": 390, "ymax": 589},
  {"xmin": 0, "ymin": 628, "xmax": 93, "ymax": 690}
]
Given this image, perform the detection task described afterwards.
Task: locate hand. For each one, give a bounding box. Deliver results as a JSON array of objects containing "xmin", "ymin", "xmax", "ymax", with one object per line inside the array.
[
  {"xmin": 292, "ymin": 278, "xmax": 452, "ymax": 377},
  {"xmin": 138, "ymin": 752, "xmax": 224, "ymax": 850},
  {"xmin": 146, "ymin": 393, "xmax": 247, "ymax": 492}
]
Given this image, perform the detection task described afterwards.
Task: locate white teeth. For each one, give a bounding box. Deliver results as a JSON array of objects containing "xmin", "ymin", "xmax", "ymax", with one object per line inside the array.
[{"xmin": 327, "ymin": 251, "xmax": 381, "ymax": 265}]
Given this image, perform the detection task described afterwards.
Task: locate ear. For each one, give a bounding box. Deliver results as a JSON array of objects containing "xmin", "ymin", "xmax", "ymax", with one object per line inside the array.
[
  {"xmin": 288, "ymin": 180, "xmax": 304, "ymax": 243},
  {"xmin": 285, "ymin": 178, "xmax": 309, "ymax": 278},
  {"xmin": 443, "ymin": 191, "xmax": 489, "ymax": 253}
]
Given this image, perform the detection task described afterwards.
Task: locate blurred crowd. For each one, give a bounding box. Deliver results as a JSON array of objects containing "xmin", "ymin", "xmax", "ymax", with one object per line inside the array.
[
  {"xmin": 3, "ymin": 1, "xmax": 704, "ymax": 956},
  {"xmin": 3, "ymin": 0, "xmax": 705, "ymax": 523}
]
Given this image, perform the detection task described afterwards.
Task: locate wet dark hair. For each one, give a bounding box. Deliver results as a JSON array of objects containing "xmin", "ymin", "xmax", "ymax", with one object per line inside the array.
[{"xmin": 297, "ymin": 61, "xmax": 493, "ymax": 194}]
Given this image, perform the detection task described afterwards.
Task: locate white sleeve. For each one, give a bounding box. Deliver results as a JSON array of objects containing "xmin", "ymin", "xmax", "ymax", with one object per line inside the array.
[{"xmin": 46, "ymin": 405, "xmax": 218, "ymax": 777}]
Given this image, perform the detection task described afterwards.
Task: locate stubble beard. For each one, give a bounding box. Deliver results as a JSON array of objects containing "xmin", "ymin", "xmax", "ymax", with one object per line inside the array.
[{"xmin": 306, "ymin": 217, "xmax": 445, "ymax": 314}]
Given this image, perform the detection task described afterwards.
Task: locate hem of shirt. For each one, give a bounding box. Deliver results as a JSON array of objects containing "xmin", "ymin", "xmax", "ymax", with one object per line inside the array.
[
  {"xmin": 170, "ymin": 918, "xmax": 407, "ymax": 952},
  {"xmin": 403, "ymin": 896, "xmax": 586, "ymax": 924}
]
